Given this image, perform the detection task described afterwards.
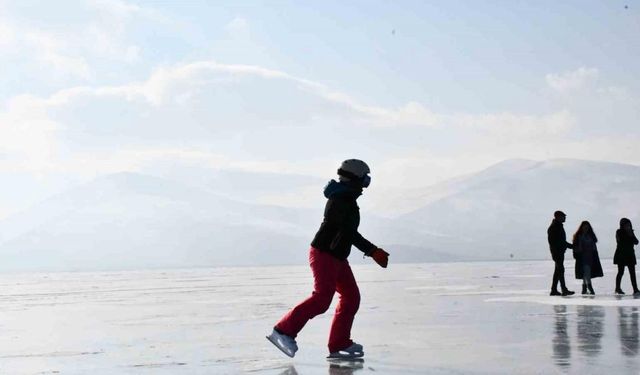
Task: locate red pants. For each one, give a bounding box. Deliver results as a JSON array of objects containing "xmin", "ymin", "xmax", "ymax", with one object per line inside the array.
[{"xmin": 275, "ymin": 247, "xmax": 360, "ymax": 352}]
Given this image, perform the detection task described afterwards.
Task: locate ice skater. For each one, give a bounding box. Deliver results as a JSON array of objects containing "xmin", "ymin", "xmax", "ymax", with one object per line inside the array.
[
  {"xmin": 266, "ymin": 159, "xmax": 389, "ymax": 359},
  {"xmin": 614, "ymin": 218, "xmax": 640, "ymax": 295},
  {"xmin": 548, "ymin": 210, "xmax": 575, "ymax": 296},
  {"xmin": 572, "ymin": 221, "xmax": 603, "ymax": 295}
]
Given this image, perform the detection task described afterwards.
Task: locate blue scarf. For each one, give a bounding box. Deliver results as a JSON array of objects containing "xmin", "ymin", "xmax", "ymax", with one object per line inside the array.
[{"xmin": 323, "ymin": 179, "xmax": 362, "ymax": 199}]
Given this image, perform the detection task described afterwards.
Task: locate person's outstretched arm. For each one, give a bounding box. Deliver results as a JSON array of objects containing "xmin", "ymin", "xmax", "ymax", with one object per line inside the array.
[
  {"xmin": 353, "ymin": 232, "xmax": 375, "ymax": 255},
  {"xmin": 354, "ymin": 233, "xmax": 389, "ymax": 268}
]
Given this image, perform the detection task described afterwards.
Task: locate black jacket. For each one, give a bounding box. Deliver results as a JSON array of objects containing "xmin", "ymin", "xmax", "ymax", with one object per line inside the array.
[
  {"xmin": 548, "ymin": 219, "xmax": 572, "ymax": 260},
  {"xmin": 311, "ymin": 180, "xmax": 376, "ymax": 260},
  {"xmin": 613, "ymin": 229, "xmax": 639, "ymax": 266}
]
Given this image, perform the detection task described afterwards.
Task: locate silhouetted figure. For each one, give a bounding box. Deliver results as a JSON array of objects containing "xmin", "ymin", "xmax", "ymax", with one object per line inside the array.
[
  {"xmin": 267, "ymin": 159, "xmax": 389, "ymax": 359},
  {"xmin": 614, "ymin": 218, "xmax": 640, "ymax": 295},
  {"xmin": 572, "ymin": 221, "xmax": 603, "ymax": 295},
  {"xmin": 548, "ymin": 211, "xmax": 575, "ymax": 296}
]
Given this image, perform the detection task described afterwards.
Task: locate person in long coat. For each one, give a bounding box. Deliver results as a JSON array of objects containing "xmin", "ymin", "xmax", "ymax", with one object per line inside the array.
[
  {"xmin": 614, "ymin": 218, "xmax": 640, "ymax": 295},
  {"xmin": 572, "ymin": 221, "xmax": 603, "ymax": 295}
]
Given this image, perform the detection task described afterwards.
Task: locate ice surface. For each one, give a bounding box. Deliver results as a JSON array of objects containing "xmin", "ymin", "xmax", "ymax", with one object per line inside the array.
[{"xmin": 0, "ymin": 260, "xmax": 638, "ymax": 374}]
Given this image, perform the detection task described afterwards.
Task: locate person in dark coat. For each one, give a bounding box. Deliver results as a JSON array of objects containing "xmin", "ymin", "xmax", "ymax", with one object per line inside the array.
[
  {"xmin": 548, "ymin": 210, "xmax": 575, "ymax": 296},
  {"xmin": 572, "ymin": 221, "xmax": 603, "ymax": 295},
  {"xmin": 614, "ymin": 218, "xmax": 640, "ymax": 295},
  {"xmin": 267, "ymin": 159, "xmax": 390, "ymax": 359}
]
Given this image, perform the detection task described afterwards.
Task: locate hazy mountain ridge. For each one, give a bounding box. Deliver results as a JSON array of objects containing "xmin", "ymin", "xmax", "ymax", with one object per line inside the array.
[
  {"xmin": 400, "ymin": 158, "xmax": 640, "ymax": 260},
  {"xmin": 142, "ymin": 165, "xmax": 326, "ymax": 208},
  {"xmin": 369, "ymin": 159, "xmax": 544, "ymax": 216},
  {"xmin": 0, "ymin": 173, "xmax": 320, "ymax": 271},
  {"xmin": 1, "ymin": 158, "xmax": 638, "ymax": 271}
]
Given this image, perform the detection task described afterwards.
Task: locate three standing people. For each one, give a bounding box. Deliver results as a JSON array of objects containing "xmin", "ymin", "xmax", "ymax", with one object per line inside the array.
[{"xmin": 550, "ymin": 212, "xmax": 639, "ymax": 296}]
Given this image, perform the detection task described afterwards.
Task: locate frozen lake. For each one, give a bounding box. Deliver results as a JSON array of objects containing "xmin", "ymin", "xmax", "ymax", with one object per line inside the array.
[{"xmin": 0, "ymin": 260, "xmax": 639, "ymax": 374}]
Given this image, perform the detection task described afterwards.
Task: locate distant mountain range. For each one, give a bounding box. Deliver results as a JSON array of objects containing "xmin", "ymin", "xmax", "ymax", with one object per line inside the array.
[
  {"xmin": 0, "ymin": 173, "xmax": 318, "ymax": 271},
  {"xmin": 395, "ymin": 158, "xmax": 640, "ymax": 261},
  {"xmin": 0, "ymin": 158, "xmax": 638, "ymax": 271}
]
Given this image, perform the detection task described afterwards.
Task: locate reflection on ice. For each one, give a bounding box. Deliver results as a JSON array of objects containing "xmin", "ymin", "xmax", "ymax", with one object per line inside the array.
[
  {"xmin": 278, "ymin": 365, "xmax": 299, "ymax": 375},
  {"xmin": 552, "ymin": 305, "xmax": 571, "ymax": 368},
  {"xmin": 327, "ymin": 358, "xmax": 364, "ymax": 375},
  {"xmin": 577, "ymin": 305, "xmax": 604, "ymax": 357},
  {"xmin": 0, "ymin": 261, "xmax": 639, "ymax": 374},
  {"xmin": 277, "ymin": 361, "xmax": 364, "ymax": 375},
  {"xmin": 619, "ymin": 307, "xmax": 639, "ymax": 357}
]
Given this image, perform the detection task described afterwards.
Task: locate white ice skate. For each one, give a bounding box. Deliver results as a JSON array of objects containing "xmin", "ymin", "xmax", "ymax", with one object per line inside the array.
[
  {"xmin": 266, "ymin": 329, "xmax": 298, "ymax": 358},
  {"xmin": 327, "ymin": 342, "xmax": 364, "ymax": 359}
]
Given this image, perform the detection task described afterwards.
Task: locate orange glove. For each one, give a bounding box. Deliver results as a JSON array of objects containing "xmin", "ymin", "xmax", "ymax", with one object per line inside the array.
[{"xmin": 371, "ymin": 248, "xmax": 389, "ymax": 268}]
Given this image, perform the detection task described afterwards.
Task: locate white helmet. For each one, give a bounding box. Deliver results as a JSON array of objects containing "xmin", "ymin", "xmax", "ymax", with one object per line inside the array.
[{"xmin": 337, "ymin": 159, "xmax": 371, "ymax": 187}]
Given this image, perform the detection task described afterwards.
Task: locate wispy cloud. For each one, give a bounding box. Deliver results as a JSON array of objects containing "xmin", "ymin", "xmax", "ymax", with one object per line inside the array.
[
  {"xmin": 225, "ymin": 16, "xmax": 250, "ymax": 37},
  {"xmin": 25, "ymin": 31, "xmax": 93, "ymax": 79},
  {"xmin": 32, "ymin": 59, "xmax": 574, "ymax": 140},
  {"xmin": 0, "ymin": 0, "xmax": 165, "ymax": 83},
  {"xmin": 89, "ymin": 0, "xmax": 170, "ymax": 24},
  {"xmin": 0, "ymin": 95, "xmax": 59, "ymax": 172},
  {"xmin": 0, "ymin": 59, "xmax": 578, "ymax": 183},
  {"xmin": 0, "ymin": 21, "xmax": 14, "ymax": 47},
  {"xmin": 546, "ymin": 67, "xmax": 599, "ymax": 93}
]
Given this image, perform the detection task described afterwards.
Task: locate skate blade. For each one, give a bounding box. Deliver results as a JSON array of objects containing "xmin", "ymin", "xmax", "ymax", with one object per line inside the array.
[
  {"xmin": 266, "ymin": 335, "xmax": 295, "ymax": 358},
  {"xmin": 326, "ymin": 351, "xmax": 364, "ymax": 360}
]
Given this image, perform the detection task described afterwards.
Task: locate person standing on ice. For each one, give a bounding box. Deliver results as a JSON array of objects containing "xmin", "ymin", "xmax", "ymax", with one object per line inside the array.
[
  {"xmin": 572, "ymin": 221, "xmax": 603, "ymax": 295},
  {"xmin": 266, "ymin": 159, "xmax": 389, "ymax": 359},
  {"xmin": 548, "ymin": 210, "xmax": 575, "ymax": 296},
  {"xmin": 614, "ymin": 218, "xmax": 640, "ymax": 295}
]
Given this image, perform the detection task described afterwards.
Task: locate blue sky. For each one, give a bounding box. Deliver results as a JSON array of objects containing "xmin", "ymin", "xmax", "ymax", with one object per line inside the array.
[{"xmin": 0, "ymin": 0, "xmax": 639, "ymax": 217}]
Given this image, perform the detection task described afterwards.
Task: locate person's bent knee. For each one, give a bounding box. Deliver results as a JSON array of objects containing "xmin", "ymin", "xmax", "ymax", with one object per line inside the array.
[
  {"xmin": 340, "ymin": 290, "xmax": 360, "ymax": 315},
  {"xmin": 353, "ymin": 290, "xmax": 361, "ymax": 310},
  {"xmin": 317, "ymin": 300, "xmax": 332, "ymax": 314},
  {"xmin": 351, "ymin": 295, "xmax": 361, "ymax": 315},
  {"xmin": 309, "ymin": 292, "xmax": 333, "ymax": 315}
]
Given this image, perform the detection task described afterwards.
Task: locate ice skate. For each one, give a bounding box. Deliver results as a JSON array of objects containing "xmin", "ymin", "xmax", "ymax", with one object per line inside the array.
[
  {"xmin": 327, "ymin": 342, "xmax": 364, "ymax": 359},
  {"xmin": 266, "ymin": 328, "xmax": 298, "ymax": 358}
]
